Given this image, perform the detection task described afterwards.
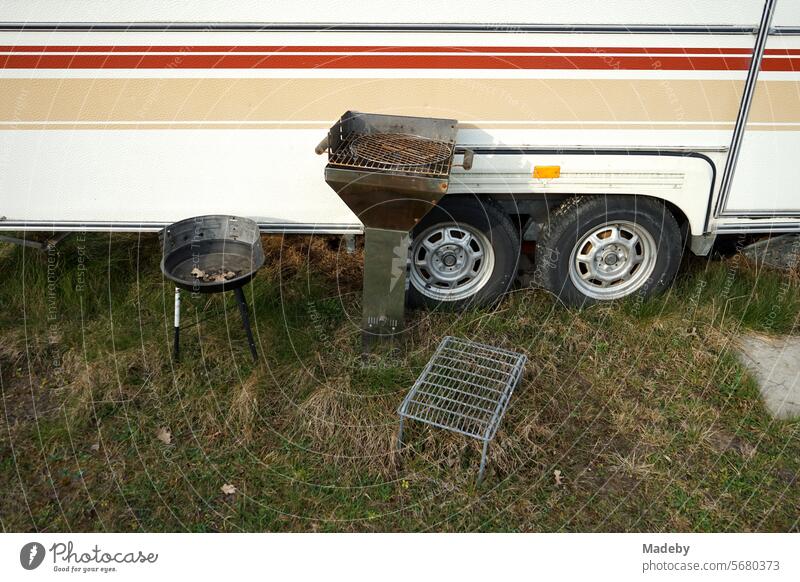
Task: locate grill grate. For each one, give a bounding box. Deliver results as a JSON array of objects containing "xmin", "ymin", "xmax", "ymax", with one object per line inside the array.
[
  {"xmin": 329, "ymin": 132, "xmax": 454, "ymax": 178},
  {"xmin": 350, "ymin": 133, "xmax": 452, "ymax": 167},
  {"xmin": 397, "ymin": 336, "xmax": 527, "ymax": 482}
]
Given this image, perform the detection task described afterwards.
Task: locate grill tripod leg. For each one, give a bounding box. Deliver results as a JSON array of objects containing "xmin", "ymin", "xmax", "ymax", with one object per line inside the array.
[
  {"xmin": 234, "ymin": 286, "xmax": 258, "ymax": 363},
  {"xmin": 173, "ymin": 287, "xmax": 181, "ymax": 361}
]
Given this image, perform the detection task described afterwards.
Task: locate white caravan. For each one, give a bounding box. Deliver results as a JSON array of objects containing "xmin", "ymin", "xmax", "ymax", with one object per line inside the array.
[{"xmin": 1, "ymin": 0, "xmax": 798, "ymax": 306}]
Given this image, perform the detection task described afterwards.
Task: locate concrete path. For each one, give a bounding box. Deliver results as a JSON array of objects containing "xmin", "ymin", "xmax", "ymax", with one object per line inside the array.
[
  {"xmin": 736, "ymin": 334, "xmax": 800, "ymax": 420},
  {"xmin": 741, "ymin": 234, "xmax": 800, "ymax": 271}
]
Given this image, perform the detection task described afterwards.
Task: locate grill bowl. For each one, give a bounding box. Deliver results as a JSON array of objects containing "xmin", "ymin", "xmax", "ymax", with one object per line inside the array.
[{"xmin": 160, "ymin": 215, "xmax": 265, "ymax": 294}]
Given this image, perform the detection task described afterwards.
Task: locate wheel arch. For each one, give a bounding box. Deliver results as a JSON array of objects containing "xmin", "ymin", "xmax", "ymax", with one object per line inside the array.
[{"xmin": 447, "ymin": 148, "xmax": 719, "ymax": 236}]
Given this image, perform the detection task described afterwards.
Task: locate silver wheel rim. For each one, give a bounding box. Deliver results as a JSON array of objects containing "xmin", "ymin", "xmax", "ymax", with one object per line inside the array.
[
  {"xmin": 568, "ymin": 220, "xmax": 658, "ymax": 300},
  {"xmin": 410, "ymin": 224, "xmax": 495, "ymax": 302}
]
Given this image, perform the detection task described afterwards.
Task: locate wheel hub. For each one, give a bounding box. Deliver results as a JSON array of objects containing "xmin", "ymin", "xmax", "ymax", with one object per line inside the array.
[
  {"xmin": 597, "ymin": 244, "xmax": 629, "ymax": 273},
  {"xmin": 433, "ymin": 244, "xmax": 465, "ymax": 271},
  {"xmin": 442, "ymin": 254, "xmax": 457, "ymax": 267}
]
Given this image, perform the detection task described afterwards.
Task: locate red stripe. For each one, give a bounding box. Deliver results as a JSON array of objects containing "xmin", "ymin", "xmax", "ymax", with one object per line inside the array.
[
  {"xmin": 0, "ymin": 44, "xmax": 760, "ymax": 54},
  {"xmin": 762, "ymin": 58, "xmax": 800, "ymax": 71},
  {"xmin": 0, "ymin": 54, "xmax": 765, "ymax": 70}
]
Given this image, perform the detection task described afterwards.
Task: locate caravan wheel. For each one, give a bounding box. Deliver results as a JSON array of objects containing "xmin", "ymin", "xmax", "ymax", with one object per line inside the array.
[
  {"xmin": 408, "ymin": 197, "xmax": 520, "ymax": 310},
  {"xmin": 535, "ymin": 195, "xmax": 682, "ymax": 307}
]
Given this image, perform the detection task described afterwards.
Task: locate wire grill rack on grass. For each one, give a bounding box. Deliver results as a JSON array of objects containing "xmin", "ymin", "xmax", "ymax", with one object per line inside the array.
[{"xmin": 397, "ymin": 336, "xmax": 527, "ymax": 483}]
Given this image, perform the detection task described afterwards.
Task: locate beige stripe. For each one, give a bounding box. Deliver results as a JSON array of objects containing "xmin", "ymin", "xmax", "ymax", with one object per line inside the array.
[
  {"xmin": 0, "ymin": 78, "xmax": 797, "ymax": 124},
  {"xmin": 750, "ymin": 80, "xmax": 800, "ymax": 122}
]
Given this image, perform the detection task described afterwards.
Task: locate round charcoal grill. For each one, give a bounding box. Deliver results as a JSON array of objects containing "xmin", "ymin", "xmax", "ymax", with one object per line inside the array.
[
  {"xmin": 349, "ymin": 133, "xmax": 452, "ymax": 167},
  {"xmin": 161, "ymin": 215, "xmax": 264, "ymax": 293},
  {"xmin": 160, "ymin": 215, "xmax": 264, "ymax": 361}
]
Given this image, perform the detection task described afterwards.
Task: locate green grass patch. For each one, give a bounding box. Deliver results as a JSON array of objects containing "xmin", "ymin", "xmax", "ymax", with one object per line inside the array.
[{"xmin": 0, "ymin": 235, "xmax": 798, "ymax": 532}]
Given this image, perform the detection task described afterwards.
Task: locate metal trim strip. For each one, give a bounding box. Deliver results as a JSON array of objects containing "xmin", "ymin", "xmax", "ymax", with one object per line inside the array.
[
  {"xmin": 770, "ymin": 27, "xmax": 800, "ymax": 36},
  {"xmin": 0, "ymin": 221, "xmax": 364, "ymax": 234},
  {"xmin": 716, "ymin": 210, "xmax": 800, "ymax": 218},
  {"xmin": 716, "ymin": 221, "xmax": 800, "ymax": 233},
  {"xmin": 0, "ymin": 22, "xmax": 762, "ymax": 34}
]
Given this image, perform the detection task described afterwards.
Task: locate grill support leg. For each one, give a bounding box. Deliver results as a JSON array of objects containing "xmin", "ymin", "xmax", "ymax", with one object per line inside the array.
[
  {"xmin": 234, "ymin": 286, "xmax": 258, "ymax": 363},
  {"xmin": 361, "ymin": 227, "xmax": 410, "ymax": 351},
  {"xmin": 477, "ymin": 439, "xmax": 490, "ymax": 485},
  {"xmin": 397, "ymin": 418, "xmax": 405, "ymax": 450},
  {"xmin": 173, "ymin": 287, "xmax": 181, "ymax": 361}
]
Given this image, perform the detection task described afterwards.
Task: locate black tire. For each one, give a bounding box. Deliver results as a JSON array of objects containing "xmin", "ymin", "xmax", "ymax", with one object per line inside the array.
[
  {"xmin": 534, "ymin": 195, "xmax": 682, "ymax": 307},
  {"xmin": 408, "ymin": 196, "xmax": 520, "ymax": 310}
]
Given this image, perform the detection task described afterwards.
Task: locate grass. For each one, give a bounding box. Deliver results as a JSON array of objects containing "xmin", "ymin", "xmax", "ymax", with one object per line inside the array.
[{"xmin": 0, "ymin": 233, "xmax": 798, "ymax": 532}]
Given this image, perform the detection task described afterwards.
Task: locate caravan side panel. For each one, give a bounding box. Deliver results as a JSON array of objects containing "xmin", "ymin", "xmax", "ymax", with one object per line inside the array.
[{"xmin": 0, "ymin": 1, "xmax": 766, "ymax": 233}]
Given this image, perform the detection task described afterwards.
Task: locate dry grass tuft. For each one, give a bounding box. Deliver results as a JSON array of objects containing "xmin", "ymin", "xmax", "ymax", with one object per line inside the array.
[
  {"xmin": 706, "ymin": 429, "xmax": 758, "ymax": 459},
  {"xmin": 56, "ymin": 347, "xmax": 166, "ymax": 422},
  {"xmin": 296, "ymin": 376, "xmax": 399, "ymax": 476},
  {"xmin": 261, "ymin": 235, "xmax": 363, "ymax": 293},
  {"xmin": 227, "ymin": 370, "xmax": 260, "ymax": 444},
  {"xmin": 608, "ymin": 450, "xmax": 657, "ymax": 477}
]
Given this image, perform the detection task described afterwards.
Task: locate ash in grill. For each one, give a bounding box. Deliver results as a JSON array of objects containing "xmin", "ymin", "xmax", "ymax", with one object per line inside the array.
[{"xmin": 330, "ymin": 131, "xmax": 455, "ymax": 178}]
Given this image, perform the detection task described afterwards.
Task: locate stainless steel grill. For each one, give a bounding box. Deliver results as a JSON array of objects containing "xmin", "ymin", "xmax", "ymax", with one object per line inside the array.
[
  {"xmin": 319, "ymin": 111, "xmax": 471, "ymax": 347},
  {"xmin": 397, "ymin": 336, "xmax": 527, "ymax": 482},
  {"xmin": 320, "ymin": 111, "xmax": 465, "ymax": 231},
  {"xmin": 328, "ymin": 132, "xmax": 454, "ymax": 177}
]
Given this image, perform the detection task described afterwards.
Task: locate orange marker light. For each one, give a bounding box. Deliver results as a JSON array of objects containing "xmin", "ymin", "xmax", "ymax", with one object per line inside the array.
[{"xmin": 533, "ymin": 165, "xmax": 561, "ymax": 179}]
